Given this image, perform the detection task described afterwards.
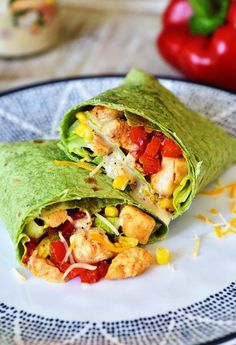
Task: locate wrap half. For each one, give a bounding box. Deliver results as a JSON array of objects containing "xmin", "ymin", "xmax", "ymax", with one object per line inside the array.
[
  {"xmin": 59, "ymin": 68, "xmax": 236, "ymax": 224},
  {"xmin": 0, "ymin": 140, "xmax": 164, "ymax": 283}
]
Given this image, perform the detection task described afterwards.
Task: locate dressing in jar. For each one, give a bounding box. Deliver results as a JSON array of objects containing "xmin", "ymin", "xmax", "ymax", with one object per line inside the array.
[{"xmin": 0, "ymin": 0, "xmax": 61, "ymax": 58}]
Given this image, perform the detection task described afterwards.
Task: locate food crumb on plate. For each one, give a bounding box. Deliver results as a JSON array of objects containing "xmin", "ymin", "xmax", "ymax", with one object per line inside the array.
[{"xmin": 12, "ymin": 267, "xmax": 27, "ymax": 282}]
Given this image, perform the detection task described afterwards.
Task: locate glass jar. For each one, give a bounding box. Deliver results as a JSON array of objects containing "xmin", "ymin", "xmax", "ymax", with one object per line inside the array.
[{"xmin": 0, "ymin": 0, "xmax": 61, "ymax": 58}]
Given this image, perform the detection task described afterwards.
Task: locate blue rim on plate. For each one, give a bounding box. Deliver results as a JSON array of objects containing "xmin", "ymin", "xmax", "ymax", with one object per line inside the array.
[
  {"xmin": 0, "ymin": 74, "xmax": 236, "ymax": 98},
  {"xmin": 0, "ymin": 76, "xmax": 236, "ymax": 345}
]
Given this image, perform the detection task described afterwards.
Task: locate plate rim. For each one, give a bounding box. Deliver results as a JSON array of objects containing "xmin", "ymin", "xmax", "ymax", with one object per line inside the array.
[
  {"xmin": 0, "ymin": 74, "xmax": 235, "ymax": 345},
  {"xmin": 0, "ymin": 74, "xmax": 235, "ymax": 99}
]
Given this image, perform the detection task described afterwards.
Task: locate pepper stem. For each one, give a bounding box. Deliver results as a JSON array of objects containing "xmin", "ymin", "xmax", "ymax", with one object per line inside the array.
[{"xmin": 189, "ymin": 0, "xmax": 230, "ymax": 35}]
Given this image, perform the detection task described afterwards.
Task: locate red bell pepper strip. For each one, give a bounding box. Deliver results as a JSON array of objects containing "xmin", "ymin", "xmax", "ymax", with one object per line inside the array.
[
  {"xmin": 80, "ymin": 261, "xmax": 110, "ymax": 284},
  {"xmin": 57, "ymin": 220, "xmax": 75, "ymax": 241},
  {"xmin": 139, "ymin": 155, "xmax": 161, "ymax": 175},
  {"xmin": 161, "ymin": 137, "xmax": 183, "ymax": 158},
  {"xmin": 59, "ymin": 263, "xmax": 86, "ymax": 280},
  {"xmin": 59, "ymin": 261, "xmax": 109, "ymax": 283},
  {"xmin": 68, "ymin": 209, "xmax": 86, "ymax": 221},
  {"xmin": 142, "ymin": 136, "xmax": 162, "ymax": 157},
  {"xmin": 157, "ymin": 0, "xmax": 236, "ymax": 92},
  {"xmin": 22, "ymin": 239, "xmax": 38, "ymax": 265},
  {"xmin": 139, "ymin": 136, "xmax": 162, "ymax": 175},
  {"xmin": 130, "ymin": 126, "xmax": 149, "ymax": 158},
  {"xmin": 50, "ymin": 240, "xmax": 67, "ymax": 265}
]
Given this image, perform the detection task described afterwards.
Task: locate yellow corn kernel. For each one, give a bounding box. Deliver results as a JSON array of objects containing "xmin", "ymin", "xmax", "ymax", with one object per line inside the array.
[
  {"xmin": 75, "ymin": 123, "xmax": 93, "ymax": 142},
  {"xmin": 159, "ymin": 198, "xmax": 174, "ymax": 211},
  {"xmin": 105, "ymin": 206, "xmax": 119, "ymax": 217},
  {"xmin": 112, "ymin": 176, "xmax": 129, "ymax": 191},
  {"xmin": 119, "ymin": 236, "xmax": 138, "ymax": 248},
  {"xmin": 156, "ymin": 247, "xmax": 170, "ymax": 265},
  {"xmin": 76, "ymin": 112, "xmax": 87, "ymax": 123},
  {"xmin": 37, "ymin": 238, "xmax": 51, "ymax": 259}
]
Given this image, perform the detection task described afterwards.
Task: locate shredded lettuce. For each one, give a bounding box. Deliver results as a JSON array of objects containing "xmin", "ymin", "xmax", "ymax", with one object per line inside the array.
[
  {"xmin": 94, "ymin": 213, "xmax": 120, "ymax": 235},
  {"xmin": 173, "ymin": 175, "xmax": 192, "ymax": 216},
  {"xmin": 147, "ymin": 223, "xmax": 169, "ymax": 244}
]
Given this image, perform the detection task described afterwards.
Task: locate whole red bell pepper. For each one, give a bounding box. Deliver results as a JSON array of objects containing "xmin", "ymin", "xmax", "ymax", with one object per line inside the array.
[{"xmin": 157, "ymin": 0, "xmax": 236, "ymax": 92}]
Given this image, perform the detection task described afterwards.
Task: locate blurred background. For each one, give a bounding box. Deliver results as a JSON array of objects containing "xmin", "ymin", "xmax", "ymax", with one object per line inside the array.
[{"xmin": 0, "ymin": 0, "xmax": 183, "ymax": 91}]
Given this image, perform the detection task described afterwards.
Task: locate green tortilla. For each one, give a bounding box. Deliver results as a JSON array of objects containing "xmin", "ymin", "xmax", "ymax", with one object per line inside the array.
[
  {"xmin": 0, "ymin": 140, "xmax": 166, "ymax": 261},
  {"xmin": 59, "ymin": 68, "xmax": 236, "ymax": 220}
]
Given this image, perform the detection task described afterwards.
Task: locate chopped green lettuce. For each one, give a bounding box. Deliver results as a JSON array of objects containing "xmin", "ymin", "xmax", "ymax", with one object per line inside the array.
[{"xmin": 94, "ymin": 213, "xmax": 120, "ymax": 235}]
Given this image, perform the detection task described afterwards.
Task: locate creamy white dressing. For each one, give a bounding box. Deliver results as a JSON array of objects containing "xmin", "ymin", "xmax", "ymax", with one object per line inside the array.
[
  {"xmin": 74, "ymin": 211, "xmax": 92, "ymax": 232},
  {"xmin": 130, "ymin": 185, "xmax": 171, "ymax": 225},
  {"xmin": 103, "ymin": 150, "xmax": 130, "ymax": 179}
]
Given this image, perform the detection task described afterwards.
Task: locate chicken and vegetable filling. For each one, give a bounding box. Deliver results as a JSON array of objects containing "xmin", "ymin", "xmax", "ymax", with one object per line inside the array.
[
  {"xmin": 65, "ymin": 106, "xmax": 189, "ymax": 221},
  {"xmin": 21, "ymin": 202, "xmax": 156, "ymax": 283},
  {"xmin": 10, "ymin": 0, "xmax": 58, "ymax": 29}
]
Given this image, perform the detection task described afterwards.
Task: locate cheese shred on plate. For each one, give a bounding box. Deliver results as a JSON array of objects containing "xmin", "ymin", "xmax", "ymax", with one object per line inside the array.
[
  {"xmin": 197, "ymin": 214, "xmax": 213, "ymax": 224},
  {"xmin": 196, "ymin": 179, "xmax": 236, "ymax": 240},
  {"xmin": 192, "ymin": 235, "xmax": 200, "ymax": 256},
  {"xmin": 200, "ymin": 182, "xmax": 236, "ymax": 196},
  {"xmin": 230, "ymin": 200, "xmax": 236, "ymax": 215}
]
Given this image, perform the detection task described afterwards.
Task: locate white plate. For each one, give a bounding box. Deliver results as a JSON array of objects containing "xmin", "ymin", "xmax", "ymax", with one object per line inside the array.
[{"xmin": 0, "ymin": 76, "xmax": 236, "ymax": 345}]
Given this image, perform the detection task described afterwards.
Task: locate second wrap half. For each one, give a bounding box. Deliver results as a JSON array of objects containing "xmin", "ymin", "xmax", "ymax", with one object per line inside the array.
[{"xmin": 0, "ymin": 140, "xmax": 163, "ymax": 282}]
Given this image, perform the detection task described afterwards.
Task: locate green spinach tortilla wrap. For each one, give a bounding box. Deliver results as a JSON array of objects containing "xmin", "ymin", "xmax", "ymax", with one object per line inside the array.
[
  {"xmin": 0, "ymin": 140, "xmax": 165, "ymax": 283},
  {"xmin": 59, "ymin": 68, "xmax": 236, "ymax": 225}
]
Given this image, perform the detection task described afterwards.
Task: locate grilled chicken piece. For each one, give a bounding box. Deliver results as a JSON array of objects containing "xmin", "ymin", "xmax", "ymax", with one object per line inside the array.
[
  {"xmin": 174, "ymin": 158, "xmax": 188, "ymax": 185},
  {"xmin": 70, "ymin": 228, "xmax": 116, "ymax": 264},
  {"xmin": 92, "ymin": 106, "xmax": 123, "ymax": 124},
  {"xmin": 102, "ymin": 119, "xmax": 132, "ymax": 151},
  {"xmin": 120, "ymin": 205, "xmax": 156, "ymax": 244},
  {"xmin": 151, "ymin": 157, "xmax": 188, "ymax": 198},
  {"xmin": 28, "ymin": 250, "xmax": 65, "ymax": 283},
  {"xmin": 42, "ymin": 210, "xmax": 68, "ymax": 228},
  {"xmin": 91, "ymin": 132, "xmax": 112, "ymax": 156},
  {"xmin": 105, "ymin": 247, "xmax": 154, "ymax": 280}
]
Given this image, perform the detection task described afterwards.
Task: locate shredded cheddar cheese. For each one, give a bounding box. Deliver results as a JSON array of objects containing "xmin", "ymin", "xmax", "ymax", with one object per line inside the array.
[
  {"xmin": 230, "ymin": 218, "xmax": 236, "ymax": 227},
  {"xmin": 214, "ymin": 226, "xmax": 236, "ymax": 238},
  {"xmin": 200, "ymin": 182, "xmax": 236, "ymax": 196},
  {"xmin": 210, "ymin": 208, "xmax": 219, "ymax": 215},
  {"xmin": 196, "ymin": 178, "xmax": 236, "ymax": 243},
  {"xmin": 197, "ymin": 214, "xmax": 213, "ymax": 224},
  {"xmin": 229, "ymin": 184, "xmax": 236, "ymax": 199},
  {"xmin": 53, "ymin": 160, "xmax": 96, "ymax": 172},
  {"xmin": 90, "ymin": 233, "xmax": 138, "ymax": 253},
  {"xmin": 230, "ymin": 200, "xmax": 236, "ymax": 215},
  {"xmin": 214, "ymin": 226, "xmax": 223, "ymax": 238}
]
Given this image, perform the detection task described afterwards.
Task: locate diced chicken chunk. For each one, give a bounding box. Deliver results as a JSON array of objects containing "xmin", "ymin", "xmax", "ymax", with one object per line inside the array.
[
  {"xmin": 70, "ymin": 228, "xmax": 116, "ymax": 264},
  {"xmin": 102, "ymin": 119, "xmax": 132, "ymax": 151},
  {"xmin": 42, "ymin": 210, "xmax": 68, "ymax": 228},
  {"xmin": 91, "ymin": 132, "xmax": 112, "ymax": 156},
  {"xmin": 92, "ymin": 106, "xmax": 123, "ymax": 124},
  {"xmin": 105, "ymin": 247, "xmax": 153, "ymax": 280},
  {"xmin": 120, "ymin": 205, "xmax": 156, "ymax": 244},
  {"xmin": 151, "ymin": 157, "xmax": 188, "ymax": 198},
  {"xmin": 174, "ymin": 158, "xmax": 188, "ymax": 185},
  {"xmin": 28, "ymin": 250, "xmax": 65, "ymax": 283}
]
